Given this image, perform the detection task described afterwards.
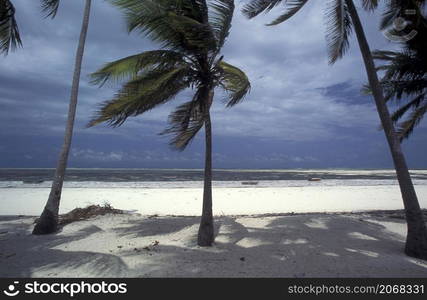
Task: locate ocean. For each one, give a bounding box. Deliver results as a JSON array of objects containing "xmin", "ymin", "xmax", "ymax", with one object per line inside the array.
[{"xmin": 1, "ymin": 168, "xmax": 427, "ymax": 189}]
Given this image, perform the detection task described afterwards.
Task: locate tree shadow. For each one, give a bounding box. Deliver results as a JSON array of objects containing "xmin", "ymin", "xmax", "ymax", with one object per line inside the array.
[
  {"xmin": 115, "ymin": 214, "xmax": 427, "ymax": 277},
  {"xmin": 113, "ymin": 216, "xmax": 199, "ymax": 239},
  {"xmin": 0, "ymin": 217, "xmax": 129, "ymax": 277},
  {"xmin": 1, "ymin": 213, "xmax": 427, "ymax": 277}
]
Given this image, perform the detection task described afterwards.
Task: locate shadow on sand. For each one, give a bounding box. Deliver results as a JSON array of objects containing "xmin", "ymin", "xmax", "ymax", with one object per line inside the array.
[
  {"xmin": 1, "ymin": 213, "xmax": 427, "ymax": 277},
  {"xmin": 0, "ymin": 216, "xmax": 128, "ymax": 277}
]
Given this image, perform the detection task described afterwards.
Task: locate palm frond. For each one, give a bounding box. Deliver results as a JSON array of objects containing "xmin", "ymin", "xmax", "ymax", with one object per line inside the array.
[
  {"xmin": 378, "ymin": 1, "xmax": 427, "ymax": 139},
  {"xmin": 361, "ymin": 0, "xmax": 379, "ymax": 11},
  {"xmin": 91, "ymin": 0, "xmax": 249, "ymax": 152},
  {"xmin": 90, "ymin": 50, "xmax": 188, "ymax": 86},
  {"xmin": 267, "ymin": 0, "xmax": 309, "ymax": 26},
  {"xmin": 209, "ymin": 0, "xmax": 234, "ymax": 50},
  {"xmin": 379, "ymin": 0, "xmax": 426, "ymax": 31},
  {"xmin": 111, "ymin": 0, "xmax": 216, "ymax": 53},
  {"xmin": 242, "ymin": 0, "xmax": 283, "ymax": 19},
  {"xmin": 161, "ymin": 87, "xmax": 208, "ymax": 150},
  {"xmin": 374, "ymin": 50, "xmax": 425, "ymax": 82},
  {"xmin": 167, "ymin": 12, "xmax": 217, "ymax": 50},
  {"xmin": 325, "ymin": 0, "xmax": 352, "ymax": 64},
  {"xmin": 397, "ymin": 101, "xmax": 427, "ymax": 140},
  {"xmin": 217, "ymin": 61, "xmax": 251, "ymax": 107},
  {"xmin": 391, "ymin": 92, "xmax": 426, "ymax": 123},
  {"xmin": 88, "ymin": 66, "xmax": 192, "ymax": 127},
  {"xmin": 379, "ymin": 0, "xmax": 402, "ymax": 30},
  {"xmin": 374, "ymin": 49, "xmax": 426, "ymax": 102},
  {"xmin": 384, "ymin": 79, "xmax": 427, "ymax": 99},
  {"xmin": 0, "ymin": 0, "xmax": 22, "ymax": 55},
  {"xmin": 372, "ymin": 49, "xmax": 399, "ymax": 61},
  {"xmin": 191, "ymin": 0, "xmax": 209, "ymax": 23},
  {"xmin": 40, "ymin": 0, "xmax": 60, "ymax": 18},
  {"xmin": 374, "ymin": 46, "xmax": 427, "ymax": 140}
]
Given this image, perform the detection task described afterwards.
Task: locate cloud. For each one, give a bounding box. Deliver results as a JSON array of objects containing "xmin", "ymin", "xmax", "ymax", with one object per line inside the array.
[
  {"xmin": 72, "ymin": 148, "xmax": 123, "ymax": 162},
  {"xmin": 0, "ymin": 0, "xmax": 425, "ymax": 168}
]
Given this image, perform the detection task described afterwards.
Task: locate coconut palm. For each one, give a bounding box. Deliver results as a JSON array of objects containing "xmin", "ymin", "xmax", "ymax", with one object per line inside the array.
[
  {"xmin": 0, "ymin": 0, "xmax": 22, "ymax": 54},
  {"xmin": 88, "ymin": 0, "xmax": 250, "ymax": 246},
  {"xmin": 33, "ymin": 0, "xmax": 93, "ymax": 234},
  {"xmin": 243, "ymin": 0, "xmax": 427, "ymax": 259}
]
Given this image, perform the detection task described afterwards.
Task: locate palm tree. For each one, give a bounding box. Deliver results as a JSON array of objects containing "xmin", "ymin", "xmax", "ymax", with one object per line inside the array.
[
  {"xmin": 0, "ymin": 0, "xmax": 22, "ymax": 54},
  {"xmin": 33, "ymin": 0, "xmax": 93, "ymax": 234},
  {"xmin": 88, "ymin": 0, "xmax": 250, "ymax": 246},
  {"xmin": 243, "ymin": 0, "xmax": 427, "ymax": 259}
]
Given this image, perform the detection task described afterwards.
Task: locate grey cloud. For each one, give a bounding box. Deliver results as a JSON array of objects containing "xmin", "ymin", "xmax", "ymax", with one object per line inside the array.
[{"xmin": 0, "ymin": 0, "xmax": 425, "ymax": 168}]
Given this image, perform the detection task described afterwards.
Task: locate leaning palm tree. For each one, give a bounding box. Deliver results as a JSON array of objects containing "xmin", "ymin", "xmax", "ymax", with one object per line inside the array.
[
  {"xmin": 243, "ymin": 0, "xmax": 427, "ymax": 259},
  {"xmin": 33, "ymin": 0, "xmax": 93, "ymax": 234},
  {"xmin": 0, "ymin": 0, "xmax": 22, "ymax": 54},
  {"xmin": 88, "ymin": 0, "xmax": 250, "ymax": 246}
]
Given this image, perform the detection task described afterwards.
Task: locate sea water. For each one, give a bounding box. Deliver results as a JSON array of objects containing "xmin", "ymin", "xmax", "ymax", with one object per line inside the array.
[{"xmin": 1, "ymin": 168, "xmax": 427, "ymax": 189}]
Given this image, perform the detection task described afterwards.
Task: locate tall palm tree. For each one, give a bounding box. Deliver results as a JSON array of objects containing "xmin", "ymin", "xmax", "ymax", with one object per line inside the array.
[
  {"xmin": 88, "ymin": 0, "xmax": 250, "ymax": 246},
  {"xmin": 33, "ymin": 0, "xmax": 93, "ymax": 234},
  {"xmin": 0, "ymin": 0, "xmax": 22, "ymax": 54},
  {"xmin": 243, "ymin": 0, "xmax": 427, "ymax": 259}
]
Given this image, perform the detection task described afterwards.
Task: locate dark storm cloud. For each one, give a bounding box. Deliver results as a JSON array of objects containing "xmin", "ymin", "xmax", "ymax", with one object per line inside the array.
[
  {"xmin": 0, "ymin": 72, "xmax": 82, "ymax": 103},
  {"xmin": 0, "ymin": 0, "xmax": 425, "ymax": 168}
]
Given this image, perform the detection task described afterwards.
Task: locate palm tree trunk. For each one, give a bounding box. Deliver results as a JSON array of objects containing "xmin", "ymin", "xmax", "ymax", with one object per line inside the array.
[
  {"xmin": 346, "ymin": 0, "xmax": 427, "ymax": 259},
  {"xmin": 33, "ymin": 0, "xmax": 92, "ymax": 235},
  {"xmin": 197, "ymin": 89, "xmax": 215, "ymax": 246}
]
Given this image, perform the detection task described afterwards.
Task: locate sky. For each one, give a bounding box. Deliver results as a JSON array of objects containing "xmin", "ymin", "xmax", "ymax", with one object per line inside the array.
[{"xmin": 0, "ymin": 0, "xmax": 426, "ymax": 169}]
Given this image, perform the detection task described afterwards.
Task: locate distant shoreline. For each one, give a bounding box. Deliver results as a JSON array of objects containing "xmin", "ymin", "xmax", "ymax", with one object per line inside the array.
[{"xmin": 2, "ymin": 169, "xmax": 427, "ymax": 185}]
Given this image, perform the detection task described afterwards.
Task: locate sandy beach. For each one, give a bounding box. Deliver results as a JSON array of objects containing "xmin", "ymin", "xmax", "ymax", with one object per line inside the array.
[
  {"xmin": 1, "ymin": 184, "xmax": 427, "ymax": 216},
  {"xmin": 1, "ymin": 183, "xmax": 427, "ymax": 277},
  {"xmin": 2, "ymin": 0, "xmax": 427, "ymax": 283},
  {"xmin": 1, "ymin": 211, "xmax": 427, "ymax": 277}
]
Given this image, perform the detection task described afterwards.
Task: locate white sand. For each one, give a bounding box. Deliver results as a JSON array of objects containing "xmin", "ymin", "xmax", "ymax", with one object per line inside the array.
[
  {"xmin": 1, "ymin": 212, "xmax": 427, "ymax": 277},
  {"xmin": 1, "ymin": 185, "xmax": 427, "ymax": 277},
  {"xmin": 1, "ymin": 185, "xmax": 427, "ymax": 216}
]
